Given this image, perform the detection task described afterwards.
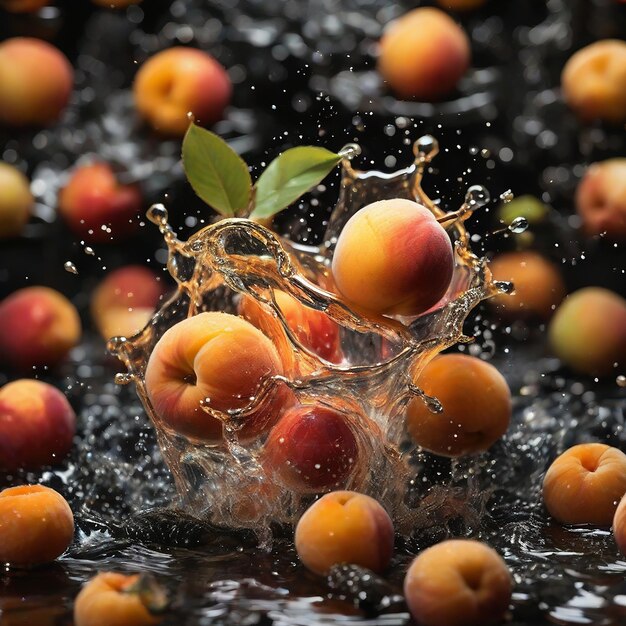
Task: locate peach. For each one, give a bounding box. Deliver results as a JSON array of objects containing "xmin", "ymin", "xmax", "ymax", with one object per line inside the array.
[
  {"xmin": 0, "ymin": 162, "xmax": 33, "ymax": 238},
  {"xmin": 74, "ymin": 572, "xmax": 166, "ymax": 626},
  {"xmin": 0, "ymin": 286, "xmax": 81, "ymax": 370},
  {"xmin": 562, "ymin": 40, "xmax": 626, "ymax": 124},
  {"xmin": 133, "ymin": 47, "xmax": 231, "ymax": 136},
  {"xmin": 576, "ymin": 158, "xmax": 626, "ymax": 240},
  {"xmin": 403, "ymin": 539, "xmax": 512, "ymax": 626},
  {"xmin": 0, "ymin": 485, "xmax": 74, "ymax": 567},
  {"xmin": 406, "ymin": 354, "xmax": 511, "ymax": 457},
  {"xmin": 145, "ymin": 312, "xmax": 290, "ymax": 442},
  {"xmin": 614, "ymin": 493, "xmax": 626, "ymax": 556},
  {"xmin": 378, "ymin": 8, "xmax": 470, "ymax": 101},
  {"xmin": 263, "ymin": 404, "xmax": 359, "ymax": 492},
  {"xmin": 295, "ymin": 491, "xmax": 394, "ymax": 575},
  {"xmin": 489, "ymin": 251, "xmax": 566, "ymax": 320},
  {"xmin": 543, "ymin": 443, "xmax": 626, "ymax": 526},
  {"xmin": 331, "ymin": 199, "xmax": 454, "ymax": 317},
  {"xmin": 0, "ymin": 38, "xmax": 73, "ymax": 127},
  {"xmin": 436, "ymin": 0, "xmax": 487, "ymax": 10},
  {"xmin": 239, "ymin": 291, "xmax": 342, "ymax": 363},
  {"xmin": 548, "ymin": 287, "xmax": 626, "ymax": 376},
  {"xmin": 0, "ymin": 379, "xmax": 75, "ymax": 471},
  {"xmin": 0, "ymin": 0, "xmax": 47, "ymax": 10},
  {"xmin": 58, "ymin": 163, "xmax": 143, "ymax": 243}
]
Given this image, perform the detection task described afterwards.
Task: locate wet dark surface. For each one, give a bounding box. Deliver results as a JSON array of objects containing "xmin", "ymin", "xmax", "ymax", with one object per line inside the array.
[{"xmin": 1, "ymin": 0, "xmax": 626, "ymax": 625}]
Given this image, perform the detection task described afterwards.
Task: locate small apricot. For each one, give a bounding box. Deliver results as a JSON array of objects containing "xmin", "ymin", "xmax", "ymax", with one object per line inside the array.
[
  {"xmin": 0, "ymin": 162, "xmax": 33, "ymax": 238},
  {"xmin": 0, "ymin": 485, "xmax": 74, "ymax": 567},
  {"xmin": 543, "ymin": 443, "xmax": 626, "ymax": 526},
  {"xmin": 404, "ymin": 539, "xmax": 512, "ymax": 626},
  {"xmin": 294, "ymin": 490, "xmax": 394, "ymax": 575},
  {"xmin": 331, "ymin": 199, "xmax": 454, "ymax": 317},
  {"xmin": 406, "ymin": 354, "xmax": 511, "ymax": 457},
  {"xmin": 613, "ymin": 493, "xmax": 626, "ymax": 556}
]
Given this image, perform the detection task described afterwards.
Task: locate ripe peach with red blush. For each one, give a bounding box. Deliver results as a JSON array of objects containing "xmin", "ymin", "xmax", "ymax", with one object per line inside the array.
[
  {"xmin": 0, "ymin": 485, "xmax": 74, "ymax": 567},
  {"xmin": 378, "ymin": 8, "xmax": 470, "ymax": 101},
  {"xmin": 0, "ymin": 286, "xmax": 81, "ymax": 371},
  {"xmin": 59, "ymin": 163, "xmax": 142, "ymax": 243},
  {"xmin": 145, "ymin": 312, "xmax": 290, "ymax": 443},
  {"xmin": 403, "ymin": 539, "xmax": 512, "ymax": 626},
  {"xmin": 0, "ymin": 379, "xmax": 75, "ymax": 471},
  {"xmin": 0, "ymin": 162, "xmax": 33, "ymax": 238},
  {"xmin": 331, "ymin": 199, "xmax": 454, "ymax": 317},
  {"xmin": 613, "ymin": 493, "xmax": 626, "ymax": 556},
  {"xmin": 133, "ymin": 47, "xmax": 231, "ymax": 136},
  {"xmin": 0, "ymin": 38, "xmax": 73, "ymax": 126},
  {"xmin": 543, "ymin": 443, "xmax": 626, "ymax": 526},
  {"xmin": 562, "ymin": 40, "xmax": 626, "ymax": 124},
  {"xmin": 576, "ymin": 159, "xmax": 626, "ymax": 240},
  {"xmin": 295, "ymin": 491, "xmax": 394, "ymax": 575},
  {"xmin": 406, "ymin": 353, "xmax": 511, "ymax": 457}
]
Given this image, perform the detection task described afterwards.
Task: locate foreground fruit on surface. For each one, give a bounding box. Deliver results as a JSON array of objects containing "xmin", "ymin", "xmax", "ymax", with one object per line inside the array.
[
  {"xmin": 378, "ymin": 7, "xmax": 470, "ymax": 101},
  {"xmin": 576, "ymin": 158, "xmax": 626, "ymax": 240},
  {"xmin": 0, "ymin": 162, "xmax": 33, "ymax": 238},
  {"xmin": 548, "ymin": 287, "xmax": 626, "ymax": 376},
  {"xmin": 614, "ymin": 494, "xmax": 626, "ymax": 557},
  {"xmin": 0, "ymin": 38, "xmax": 73, "ymax": 126},
  {"xmin": 145, "ymin": 312, "xmax": 290, "ymax": 442},
  {"xmin": 403, "ymin": 539, "xmax": 512, "ymax": 626},
  {"xmin": 295, "ymin": 491, "xmax": 394, "ymax": 575},
  {"xmin": 489, "ymin": 251, "xmax": 566, "ymax": 320},
  {"xmin": 74, "ymin": 572, "xmax": 165, "ymax": 626},
  {"xmin": 133, "ymin": 47, "xmax": 232, "ymax": 136},
  {"xmin": 406, "ymin": 353, "xmax": 511, "ymax": 457},
  {"xmin": 331, "ymin": 199, "xmax": 454, "ymax": 317},
  {"xmin": 0, "ymin": 286, "xmax": 81, "ymax": 371},
  {"xmin": 0, "ymin": 485, "xmax": 74, "ymax": 567},
  {"xmin": 561, "ymin": 40, "xmax": 626, "ymax": 124},
  {"xmin": 0, "ymin": 379, "xmax": 75, "ymax": 470},
  {"xmin": 263, "ymin": 403, "xmax": 359, "ymax": 492},
  {"xmin": 58, "ymin": 163, "xmax": 143, "ymax": 243},
  {"xmin": 543, "ymin": 443, "xmax": 626, "ymax": 526}
]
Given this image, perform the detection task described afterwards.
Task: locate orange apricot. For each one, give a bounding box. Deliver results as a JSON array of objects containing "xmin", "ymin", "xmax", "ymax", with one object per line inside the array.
[
  {"xmin": 0, "ymin": 162, "xmax": 33, "ymax": 238},
  {"xmin": 295, "ymin": 490, "xmax": 394, "ymax": 575},
  {"xmin": 406, "ymin": 354, "xmax": 511, "ymax": 457},
  {"xmin": 543, "ymin": 443, "xmax": 626, "ymax": 526},
  {"xmin": 0, "ymin": 485, "xmax": 74, "ymax": 567},
  {"xmin": 613, "ymin": 493, "xmax": 626, "ymax": 556}
]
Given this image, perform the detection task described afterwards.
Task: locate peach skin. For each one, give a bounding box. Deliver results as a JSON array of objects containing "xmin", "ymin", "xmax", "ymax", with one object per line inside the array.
[
  {"xmin": 403, "ymin": 539, "xmax": 512, "ymax": 626},
  {"xmin": 144, "ymin": 312, "xmax": 290, "ymax": 443},
  {"xmin": 406, "ymin": 354, "xmax": 511, "ymax": 457},
  {"xmin": 0, "ymin": 286, "xmax": 81, "ymax": 371},
  {"xmin": 0, "ymin": 485, "xmax": 74, "ymax": 567},
  {"xmin": 613, "ymin": 493, "xmax": 626, "ymax": 556},
  {"xmin": 543, "ymin": 443, "xmax": 626, "ymax": 526},
  {"xmin": 295, "ymin": 490, "xmax": 394, "ymax": 575},
  {"xmin": 331, "ymin": 199, "xmax": 454, "ymax": 317},
  {"xmin": 0, "ymin": 162, "xmax": 33, "ymax": 238}
]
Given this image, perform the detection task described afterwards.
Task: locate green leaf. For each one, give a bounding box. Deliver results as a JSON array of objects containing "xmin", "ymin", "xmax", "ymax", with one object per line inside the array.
[
  {"xmin": 182, "ymin": 123, "xmax": 252, "ymax": 217},
  {"xmin": 250, "ymin": 146, "xmax": 341, "ymax": 219}
]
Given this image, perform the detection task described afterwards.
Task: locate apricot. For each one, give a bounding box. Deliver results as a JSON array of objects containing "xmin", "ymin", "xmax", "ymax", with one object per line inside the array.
[
  {"xmin": 263, "ymin": 404, "xmax": 359, "ymax": 492},
  {"xmin": 406, "ymin": 354, "xmax": 511, "ymax": 457},
  {"xmin": 543, "ymin": 443, "xmax": 626, "ymax": 526},
  {"xmin": 133, "ymin": 47, "xmax": 231, "ymax": 136},
  {"xmin": 404, "ymin": 539, "xmax": 512, "ymax": 626},
  {"xmin": 331, "ymin": 199, "xmax": 453, "ymax": 317},
  {"xmin": 0, "ymin": 162, "xmax": 33, "ymax": 238},
  {"xmin": 239, "ymin": 291, "xmax": 342, "ymax": 363},
  {"xmin": 0, "ymin": 0, "xmax": 48, "ymax": 10},
  {"xmin": 576, "ymin": 159, "xmax": 626, "ymax": 240},
  {"xmin": 562, "ymin": 40, "xmax": 626, "ymax": 124},
  {"xmin": 489, "ymin": 251, "xmax": 566, "ymax": 320},
  {"xmin": 0, "ymin": 485, "xmax": 74, "ymax": 567},
  {"xmin": 0, "ymin": 379, "xmax": 75, "ymax": 470},
  {"xmin": 436, "ymin": 0, "xmax": 487, "ymax": 10},
  {"xmin": 74, "ymin": 572, "xmax": 166, "ymax": 626},
  {"xmin": 613, "ymin": 493, "xmax": 626, "ymax": 556},
  {"xmin": 0, "ymin": 286, "xmax": 81, "ymax": 371},
  {"xmin": 378, "ymin": 8, "xmax": 470, "ymax": 101},
  {"xmin": 548, "ymin": 287, "xmax": 626, "ymax": 376},
  {"xmin": 295, "ymin": 491, "xmax": 394, "ymax": 575},
  {"xmin": 0, "ymin": 38, "xmax": 73, "ymax": 127},
  {"xmin": 58, "ymin": 163, "xmax": 143, "ymax": 243},
  {"xmin": 145, "ymin": 312, "xmax": 289, "ymax": 442}
]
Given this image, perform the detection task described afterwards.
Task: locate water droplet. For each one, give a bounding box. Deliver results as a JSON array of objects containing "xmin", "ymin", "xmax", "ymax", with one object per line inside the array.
[
  {"xmin": 465, "ymin": 185, "xmax": 490, "ymax": 208},
  {"xmin": 500, "ymin": 189, "xmax": 514, "ymax": 203},
  {"xmin": 509, "ymin": 217, "xmax": 529, "ymax": 234},
  {"xmin": 115, "ymin": 373, "xmax": 132, "ymax": 385},
  {"xmin": 147, "ymin": 204, "xmax": 169, "ymax": 226},
  {"xmin": 495, "ymin": 280, "xmax": 515, "ymax": 295},
  {"xmin": 617, "ymin": 375, "xmax": 626, "ymax": 387},
  {"xmin": 338, "ymin": 143, "xmax": 361, "ymax": 160},
  {"xmin": 414, "ymin": 135, "xmax": 439, "ymax": 160},
  {"xmin": 84, "ymin": 246, "xmax": 95, "ymax": 256},
  {"xmin": 190, "ymin": 240, "xmax": 204, "ymax": 253},
  {"xmin": 64, "ymin": 261, "xmax": 78, "ymax": 274}
]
